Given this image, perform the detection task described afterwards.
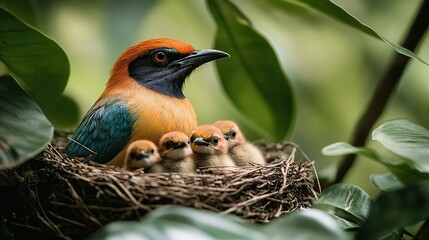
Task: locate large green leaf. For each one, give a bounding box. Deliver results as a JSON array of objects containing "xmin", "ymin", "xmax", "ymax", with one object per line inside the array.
[
  {"xmin": 265, "ymin": 209, "xmax": 348, "ymax": 240},
  {"xmin": 88, "ymin": 206, "xmax": 267, "ymax": 240},
  {"xmin": 313, "ymin": 183, "xmax": 372, "ymax": 225},
  {"xmin": 370, "ymin": 173, "xmax": 403, "ymax": 191},
  {"xmin": 281, "ymin": 0, "xmax": 428, "ymax": 65},
  {"xmin": 357, "ymin": 182, "xmax": 429, "ymax": 240},
  {"xmin": 0, "ymin": 75, "xmax": 53, "ymax": 169},
  {"xmin": 0, "ymin": 7, "xmax": 69, "ymax": 108},
  {"xmin": 322, "ymin": 142, "xmax": 429, "ymax": 185},
  {"xmin": 0, "ymin": 0, "xmax": 38, "ymax": 27},
  {"xmin": 372, "ymin": 119, "xmax": 429, "ymax": 173},
  {"xmin": 207, "ymin": 0, "xmax": 295, "ymax": 140},
  {"xmin": 89, "ymin": 206, "xmax": 351, "ymax": 239}
]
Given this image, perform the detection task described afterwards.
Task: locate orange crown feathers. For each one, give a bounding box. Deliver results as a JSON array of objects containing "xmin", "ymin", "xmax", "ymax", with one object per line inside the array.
[
  {"xmin": 192, "ymin": 125, "xmax": 224, "ymax": 139},
  {"xmin": 109, "ymin": 38, "xmax": 195, "ymax": 85}
]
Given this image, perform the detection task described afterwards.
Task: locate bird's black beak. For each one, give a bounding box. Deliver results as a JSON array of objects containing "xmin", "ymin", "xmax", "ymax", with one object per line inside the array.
[
  {"xmin": 172, "ymin": 49, "xmax": 230, "ymax": 68},
  {"xmin": 193, "ymin": 137, "xmax": 210, "ymax": 147},
  {"xmin": 173, "ymin": 141, "xmax": 188, "ymax": 149}
]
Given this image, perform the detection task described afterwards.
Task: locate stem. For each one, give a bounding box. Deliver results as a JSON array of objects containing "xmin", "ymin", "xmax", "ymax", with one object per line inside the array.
[{"xmin": 331, "ymin": 0, "xmax": 429, "ymax": 186}]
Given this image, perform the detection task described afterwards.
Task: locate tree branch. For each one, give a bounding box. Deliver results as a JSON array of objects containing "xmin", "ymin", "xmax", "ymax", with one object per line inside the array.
[{"xmin": 331, "ymin": 0, "xmax": 429, "ymax": 186}]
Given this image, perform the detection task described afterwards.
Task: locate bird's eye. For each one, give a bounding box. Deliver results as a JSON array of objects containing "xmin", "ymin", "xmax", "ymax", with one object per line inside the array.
[
  {"xmin": 150, "ymin": 148, "xmax": 155, "ymax": 154},
  {"xmin": 230, "ymin": 130, "xmax": 237, "ymax": 139},
  {"xmin": 212, "ymin": 137, "xmax": 219, "ymax": 145},
  {"xmin": 187, "ymin": 140, "xmax": 191, "ymax": 145},
  {"xmin": 154, "ymin": 51, "xmax": 167, "ymax": 63}
]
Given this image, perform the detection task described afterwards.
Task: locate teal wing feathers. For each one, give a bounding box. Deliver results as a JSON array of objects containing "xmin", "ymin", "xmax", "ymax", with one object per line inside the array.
[{"xmin": 65, "ymin": 98, "xmax": 135, "ymax": 164}]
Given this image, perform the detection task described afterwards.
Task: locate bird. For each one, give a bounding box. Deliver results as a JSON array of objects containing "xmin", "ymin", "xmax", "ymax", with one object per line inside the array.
[
  {"xmin": 213, "ymin": 120, "xmax": 266, "ymax": 166},
  {"xmin": 149, "ymin": 131, "xmax": 195, "ymax": 173},
  {"xmin": 64, "ymin": 38, "xmax": 229, "ymax": 166},
  {"xmin": 123, "ymin": 140, "xmax": 160, "ymax": 171},
  {"xmin": 190, "ymin": 125, "xmax": 235, "ymax": 169}
]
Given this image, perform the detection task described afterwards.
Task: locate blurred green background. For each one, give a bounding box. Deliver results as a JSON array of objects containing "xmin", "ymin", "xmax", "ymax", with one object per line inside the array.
[{"xmin": 4, "ymin": 0, "xmax": 428, "ymax": 196}]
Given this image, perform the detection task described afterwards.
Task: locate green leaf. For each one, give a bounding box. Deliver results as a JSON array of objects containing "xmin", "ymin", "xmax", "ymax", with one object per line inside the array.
[
  {"xmin": 282, "ymin": 0, "xmax": 428, "ymax": 65},
  {"xmin": 207, "ymin": 0, "xmax": 295, "ymax": 140},
  {"xmin": 330, "ymin": 214, "xmax": 359, "ymax": 231},
  {"xmin": 313, "ymin": 183, "xmax": 372, "ymax": 225},
  {"xmin": 0, "ymin": 7, "xmax": 69, "ymax": 108},
  {"xmin": 88, "ymin": 206, "xmax": 267, "ymax": 240},
  {"xmin": 265, "ymin": 209, "xmax": 349, "ymax": 240},
  {"xmin": 322, "ymin": 142, "xmax": 380, "ymax": 160},
  {"xmin": 416, "ymin": 221, "xmax": 429, "ymax": 240},
  {"xmin": 323, "ymin": 142, "xmax": 429, "ymax": 185},
  {"xmin": 0, "ymin": 0, "xmax": 38, "ymax": 27},
  {"xmin": 357, "ymin": 182, "xmax": 429, "ymax": 240},
  {"xmin": 382, "ymin": 233, "xmax": 404, "ymax": 240},
  {"xmin": 267, "ymin": 0, "xmax": 310, "ymax": 16},
  {"xmin": 372, "ymin": 119, "xmax": 429, "ymax": 173},
  {"xmin": 370, "ymin": 173, "xmax": 403, "ymax": 191},
  {"xmin": 0, "ymin": 75, "xmax": 53, "ymax": 169}
]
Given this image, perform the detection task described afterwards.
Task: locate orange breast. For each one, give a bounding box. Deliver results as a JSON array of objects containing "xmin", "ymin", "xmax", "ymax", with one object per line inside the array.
[{"xmin": 101, "ymin": 78, "xmax": 197, "ymax": 166}]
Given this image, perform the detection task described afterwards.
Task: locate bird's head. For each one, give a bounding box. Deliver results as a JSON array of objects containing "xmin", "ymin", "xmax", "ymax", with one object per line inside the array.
[
  {"xmin": 213, "ymin": 120, "xmax": 245, "ymax": 149},
  {"xmin": 124, "ymin": 140, "xmax": 160, "ymax": 170},
  {"xmin": 109, "ymin": 38, "xmax": 229, "ymax": 98},
  {"xmin": 190, "ymin": 125, "xmax": 228, "ymax": 155},
  {"xmin": 159, "ymin": 131, "xmax": 192, "ymax": 160}
]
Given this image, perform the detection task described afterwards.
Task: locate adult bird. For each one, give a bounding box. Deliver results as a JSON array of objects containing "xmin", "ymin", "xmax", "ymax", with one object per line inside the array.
[{"xmin": 65, "ymin": 38, "xmax": 229, "ymax": 166}]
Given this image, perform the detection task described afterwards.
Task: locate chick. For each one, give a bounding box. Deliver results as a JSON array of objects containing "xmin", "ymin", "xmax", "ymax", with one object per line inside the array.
[
  {"xmin": 150, "ymin": 131, "xmax": 195, "ymax": 173},
  {"xmin": 190, "ymin": 125, "xmax": 235, "ymax": 169},
  {"xmin": 123, "ymin": 140, "xmax": 160, "ymax": 171},
  {"xmin": 213, "ymin": 120, "xmax": 266, "ymax": 166}
]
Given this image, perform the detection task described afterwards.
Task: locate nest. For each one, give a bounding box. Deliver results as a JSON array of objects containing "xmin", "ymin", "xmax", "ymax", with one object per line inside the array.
[{"xmin": 0, "ymin": 132, "xmax": 319, "ymax": 239}]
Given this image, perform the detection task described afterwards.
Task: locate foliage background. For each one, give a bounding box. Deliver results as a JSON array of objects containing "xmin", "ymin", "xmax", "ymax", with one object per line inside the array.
[{"xmin": 2, "ymin": 0, "xmax": 428, "ymax": 196}]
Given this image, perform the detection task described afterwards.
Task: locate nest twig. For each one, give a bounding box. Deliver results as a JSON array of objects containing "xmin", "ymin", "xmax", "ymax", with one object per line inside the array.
[{"xmin": 0, "ymin": 133, "xmax": 319, "ymax": 239}]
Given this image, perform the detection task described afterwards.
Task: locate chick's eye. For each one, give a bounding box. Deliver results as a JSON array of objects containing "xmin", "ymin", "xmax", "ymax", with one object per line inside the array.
[
  {"xmin": 212, "ymin": 137, "xmax": 219, "ymax": 144},
  {"xmin": 230, "ymin": 130, "xmax": 237, "ymax": 138},
  {"xmin": 150, "ymin": 148, "xmax": 155, "ymax": 154},
  {"xmin": 154, "ymin": 51, "xmax": 167, "ymax": 63}
]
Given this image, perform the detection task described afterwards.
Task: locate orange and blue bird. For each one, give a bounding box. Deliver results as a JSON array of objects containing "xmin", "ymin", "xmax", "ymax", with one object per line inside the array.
[{"xmin": 65, "ymin": 38, "xmax": 229, "ymax": 166}]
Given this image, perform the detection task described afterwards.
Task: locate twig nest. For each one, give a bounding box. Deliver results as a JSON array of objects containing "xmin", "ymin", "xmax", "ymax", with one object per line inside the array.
[{"xmin": 0, "ymin": 132, "xmax": 319, "ymax": 239}]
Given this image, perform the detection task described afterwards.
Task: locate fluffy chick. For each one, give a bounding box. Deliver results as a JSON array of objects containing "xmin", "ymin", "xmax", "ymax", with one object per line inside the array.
[
  {"xmin": 150, "ymin": 131, "xmax": 195, "ymax": 173},
  {"xmin": 123, "ymin": 140, "xmax": 160, "ymax": 171},
  {"xmin": 190, "ymin": 125, "xmax": 235, "ymax": 169},
  {"xmin": 213, "ymin": 120, "xmax": 266, "ymax": 166}
]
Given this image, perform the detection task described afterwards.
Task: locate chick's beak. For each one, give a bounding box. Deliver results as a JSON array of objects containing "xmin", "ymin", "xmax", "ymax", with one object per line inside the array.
[
  {"xmin": 193, "ymin": 137, "xmax": 210, "ymax": 147},
  {"xmin": 136, "ymin": 151, "xmax": 149, "ymax": 160},
  {"xmin": 172, "ymin": 49, "xmax": 230, "ymax": 68},
  {"xmin": 173, "ymin": 141, "xmax": 188, "ymax": 149}
]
